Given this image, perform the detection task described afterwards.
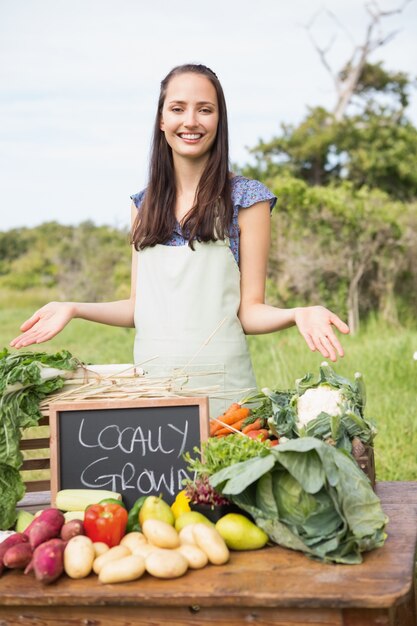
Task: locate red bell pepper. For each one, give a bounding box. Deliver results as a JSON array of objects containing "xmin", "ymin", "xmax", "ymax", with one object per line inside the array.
[{"xmin": 84, "ymin": 502, "xmax": 128, "ymax": 547}]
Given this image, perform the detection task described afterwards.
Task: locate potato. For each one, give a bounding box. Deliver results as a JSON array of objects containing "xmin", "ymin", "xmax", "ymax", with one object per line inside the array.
[
  {"xmin": 99, "ymin": 555, "xmax": 146, "ymax": 584},
  {"xmin": 177, "ymin": 544, "xmax": 208, "ymax": 569},
  {"xmin": 93, "ymin": 545, "xmax": 131, "ymax": 574},
  {"xmin": 130, "ymin": 543, "xmax": 157, "ymax": 559},
  {"xmin": 93, "ymin": 542, "xmax": 109, "ymax": 558},
  {"xmin": 142, "ymin": 519, "xmax": 180, "ymax": 549},
  {"xmin": 192, "ymin": 524, "xmax": 229, "ymax": 565},
  {"xmin": 64, "ymin": 535, "xmax": 95, "ymax": 579},
  {"xmin": 120, "ymin": 532, "xmax": 147, "ymax": 552},
  {"xmin": 178, "ymin": 524, "xmax": 197, "ymax": 546},
  {"xmin": 145, "ymin": 549, "xmax": 188, "ymax": 579},
  {"xmin": 60, "ymin": 519, "xmax": 85, "ymax": 542}
]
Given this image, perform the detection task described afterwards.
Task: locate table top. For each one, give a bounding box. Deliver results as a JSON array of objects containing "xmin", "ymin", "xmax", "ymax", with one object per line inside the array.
[{"xmin": 2, "ymin": 481, "xmax": 417, "ymax": 610}]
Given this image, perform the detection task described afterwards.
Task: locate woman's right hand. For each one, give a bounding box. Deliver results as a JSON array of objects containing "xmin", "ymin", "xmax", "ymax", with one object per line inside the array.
[{"xmin": 10, "ymin": 302, "xmax": 76, "ymax": 349}]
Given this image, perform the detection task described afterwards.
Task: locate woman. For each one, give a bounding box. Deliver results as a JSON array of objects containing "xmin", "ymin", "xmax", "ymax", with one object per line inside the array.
[{"xmin": 10, "ymin": 64, "xmax": 349, "ymax": 414}]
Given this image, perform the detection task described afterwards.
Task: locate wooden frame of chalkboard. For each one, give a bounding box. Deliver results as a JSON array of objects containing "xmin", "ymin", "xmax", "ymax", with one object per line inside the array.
[{"xmin": 49, "ymin": 397, "xmax": 209, "ymax": 509}]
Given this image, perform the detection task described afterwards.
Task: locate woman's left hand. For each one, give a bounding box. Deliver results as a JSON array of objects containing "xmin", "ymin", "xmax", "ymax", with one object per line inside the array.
[{"xmin": 294, "ymin": 306, "xmax": 350, "ymax": 361}]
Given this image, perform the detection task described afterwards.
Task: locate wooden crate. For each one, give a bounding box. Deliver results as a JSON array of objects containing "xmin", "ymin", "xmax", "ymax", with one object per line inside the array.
[
  {"xmin": 20, "ymin": 411, "xmax": 50, "ymax": 493},
  {"xmin": 352, "ymin": 444, "xmax": 376, "ymax": 488}
]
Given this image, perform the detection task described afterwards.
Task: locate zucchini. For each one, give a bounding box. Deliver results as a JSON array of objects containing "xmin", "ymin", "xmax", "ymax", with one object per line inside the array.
[{"xmin": 55, "ymin": 489, "xmax": 122, "ymax": 512}]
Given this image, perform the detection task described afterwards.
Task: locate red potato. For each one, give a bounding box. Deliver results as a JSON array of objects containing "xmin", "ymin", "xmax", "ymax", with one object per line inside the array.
[
  {"xmin": 3, "ymin": 542, "xmax": 33, "ymax": 569},
  {"xmin": 60, "ymin": 520, "xmax": 85, "ymax": 542},
  {"xmin": 25, "ymin": 538, "xmax": 66, "ymax": 584},
  {"xmin": 28, "ymin": 510, "xmax": 65, "ymax": 550},
  {"xmin": 0, "ymin": 533, "xmax": 28, "ymax": 576}
]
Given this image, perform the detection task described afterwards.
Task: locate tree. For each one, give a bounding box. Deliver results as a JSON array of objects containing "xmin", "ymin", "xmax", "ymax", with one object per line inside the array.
[
  {"xmin": 306, "ymin": 1, "xmax": 413, "ymax": 121},
  {"xmin": 0, "ymin": 222, "xmax": 131, "ymax": 301},
  {"xmin": 266, "ymin": 176, "xmax": 407, "ymax": 333},
  {"xmin": 244, "ymin": 2, "xmax": 417, "ymax": 200}
]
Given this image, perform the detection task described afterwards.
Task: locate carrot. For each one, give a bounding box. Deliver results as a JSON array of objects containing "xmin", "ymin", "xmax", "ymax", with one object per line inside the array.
[
  {"xmin": 246, "ymin": 429, "xmax": 269, "ymax": 441},
  {"xmin": 215, "ymin": 417, "xmax": 247, "ymax": 437},
  {"xmin": 210, "ymin": 406, "xmax": 250, "ymax": 435},
  {"xmin": 242, "ymin": 418, "xmax": 263, "ymax": 434},
  {"xmin": 224, "ymin": 402, "xmax": 241, "ymax": 416},
  {"xmin": 210, "ymin": 402, "xmax": 241, "ymax": 435}
]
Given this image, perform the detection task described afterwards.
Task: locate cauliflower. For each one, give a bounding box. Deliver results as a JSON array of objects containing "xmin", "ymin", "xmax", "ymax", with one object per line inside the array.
[
  {"xmin": 262, "ymin": 362, "xmax": 375, "ymax": 450},
  {"xmin": 296, "ymin": 385, "xmax": 343, "ymax": 427}
]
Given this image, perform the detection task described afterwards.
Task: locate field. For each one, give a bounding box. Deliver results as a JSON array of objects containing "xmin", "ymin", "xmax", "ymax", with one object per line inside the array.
[{"xmin": 1, "ymin": 302, "xmax": 416, "ymax": 482}]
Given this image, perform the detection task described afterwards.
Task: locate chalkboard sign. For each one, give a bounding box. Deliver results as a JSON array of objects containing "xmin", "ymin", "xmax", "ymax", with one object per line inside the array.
[{"xmin": 49, "ymin": 397, "xmax": 209, "ymax": 509}]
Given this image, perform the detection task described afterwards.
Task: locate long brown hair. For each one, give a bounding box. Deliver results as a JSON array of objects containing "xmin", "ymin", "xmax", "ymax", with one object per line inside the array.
[{"xmin": 131, "ymin": 64, "xmax": 233, "ymax": 250}]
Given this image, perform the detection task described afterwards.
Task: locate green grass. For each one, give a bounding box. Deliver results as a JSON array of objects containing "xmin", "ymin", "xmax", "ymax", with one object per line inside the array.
[{"xmin": 2, "ymin": 305, "xmax": 416, "ymax": 482}]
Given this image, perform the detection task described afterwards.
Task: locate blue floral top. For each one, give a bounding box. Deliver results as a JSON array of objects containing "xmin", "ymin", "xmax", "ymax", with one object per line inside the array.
[{"xmin": 131, "ymin": 176, "xmax": 277, "ymax": 266}]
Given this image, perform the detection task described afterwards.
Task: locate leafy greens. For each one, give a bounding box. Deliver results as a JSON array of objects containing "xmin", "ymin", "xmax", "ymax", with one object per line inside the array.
[
  {"xmin": 210, "ymin": 437, "xmax": 387, "ymax": 564},
  {"xmin": 0, "ymin": 348, "xmax": 79, "ymax": 529}
]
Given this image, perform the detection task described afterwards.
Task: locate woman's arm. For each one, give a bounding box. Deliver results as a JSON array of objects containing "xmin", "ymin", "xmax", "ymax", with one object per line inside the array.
[
  {"xmin": 10, "ymin": 204, "xmax": 138, "ymax": 349},
  {"xmin": 237, "ymin": 201, "xmax": 349, "ymax": 362}
]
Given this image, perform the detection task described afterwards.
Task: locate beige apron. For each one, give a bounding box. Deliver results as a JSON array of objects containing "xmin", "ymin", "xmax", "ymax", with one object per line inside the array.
[{"xmin": 133, "ymin": 239, "xmax": 257, "ymax": 417}]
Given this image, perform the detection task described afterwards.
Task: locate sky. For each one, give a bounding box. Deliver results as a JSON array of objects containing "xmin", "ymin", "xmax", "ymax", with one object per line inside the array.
[{"xmin": 1, "ymin": 0, "xmax": 416, "ymax": 231}]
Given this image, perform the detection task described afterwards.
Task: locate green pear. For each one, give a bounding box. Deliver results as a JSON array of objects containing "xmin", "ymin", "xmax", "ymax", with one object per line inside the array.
[
  {"xmin": 15, "ymin": 510, "xmax": 34, "ymax": 533},
  {"xmin": 175, "ymin": 511, "xmax": 213, "ymax": 532},
  {"xmin": 215, "ymin": 513, "xmax": 268, "ymax": 550},
  {"xmin": 139, "ymin": 496, "xmax": 175, "ymax": 527}
]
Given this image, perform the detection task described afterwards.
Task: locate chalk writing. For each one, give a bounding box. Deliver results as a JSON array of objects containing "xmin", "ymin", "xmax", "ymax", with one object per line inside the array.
[{"xmin": 53, "ymin": 402, "xmax": 206, "ymax": 507}]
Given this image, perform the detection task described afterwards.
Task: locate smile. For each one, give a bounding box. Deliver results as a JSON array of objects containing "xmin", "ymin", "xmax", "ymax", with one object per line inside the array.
[{"xmin": 178, "ymin": 133, "xmax": 204, "ymax": 141}]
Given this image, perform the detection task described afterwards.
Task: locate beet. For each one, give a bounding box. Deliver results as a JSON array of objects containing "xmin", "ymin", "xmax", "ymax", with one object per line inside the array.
[
  {"xmin": 3, "ymin": 542, "xmax": 33, "ymax": 569},
  {"xmin": 27, "ymin": 538, "xmax": 66, "ymax": 584},
  {"xmin": 0, "ymin": 533, "xmax": 28, "ymax": 576},
  {"xmin": 28, "ymin": 510, "xmax": 65, "ymax": 550}
]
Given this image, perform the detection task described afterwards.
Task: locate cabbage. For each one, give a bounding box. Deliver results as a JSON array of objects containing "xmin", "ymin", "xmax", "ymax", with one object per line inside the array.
[{"xmin": 210, "ymin": 437, "xmax": 387, "ymax": 564}]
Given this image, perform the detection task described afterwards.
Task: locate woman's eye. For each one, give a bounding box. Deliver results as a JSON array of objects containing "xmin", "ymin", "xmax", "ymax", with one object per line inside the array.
[
  {"xmin": 171, "ymin": 107, "xmax": 182, "ymax": 113},
  {"xmin": 201, "ymin": 108, "xmax": 212, "ymax": 114}
]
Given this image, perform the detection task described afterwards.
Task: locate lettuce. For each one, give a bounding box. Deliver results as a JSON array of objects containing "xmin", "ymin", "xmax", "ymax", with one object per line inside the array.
[
  {"xmin": 210, "ymin": 437, "xmax": 387, "ymax": 564},
  {"xmin": 0, "ymin": 464, "xmax": 25, "ymax": 530},
  {"xmin": 0, "ymin": 348, "xmax": 79, "ymax": 529}
]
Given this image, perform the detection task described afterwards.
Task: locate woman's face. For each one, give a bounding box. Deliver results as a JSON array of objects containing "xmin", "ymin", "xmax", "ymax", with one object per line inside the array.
[{"xmin": 160, "ymin": 72, "xmax": 219, "ymax": 163}]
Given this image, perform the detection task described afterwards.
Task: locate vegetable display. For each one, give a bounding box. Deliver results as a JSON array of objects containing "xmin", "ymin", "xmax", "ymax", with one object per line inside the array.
[
  {"xmin": 0, "ymin": 493, "xmax": 252, "ymax": 585},
  {"xmin": 0, "ymin": 349, "xmax": 79, "ymax": 529},
  {"xmin": 1, "ymin": 351, "xmax": 388, "ymax": 579},
  {"xmin": 210, "ymin": 437, "xmax": 387, "ymax": 564}
]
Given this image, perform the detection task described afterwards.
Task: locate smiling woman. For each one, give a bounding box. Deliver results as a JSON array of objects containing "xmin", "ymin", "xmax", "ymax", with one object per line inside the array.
[
  {"xmin": 10, "ymin": 63, "xmax": 349, "ymax": 418},
  {"xmin": 160, "ymin": 73, "xmax": 219, "ymax": 171}
]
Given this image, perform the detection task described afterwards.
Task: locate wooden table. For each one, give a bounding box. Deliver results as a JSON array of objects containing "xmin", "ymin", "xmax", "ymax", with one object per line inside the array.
[{"xmin": 1, "ymin": 481, "xmax": 416, "ymax": 626}]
